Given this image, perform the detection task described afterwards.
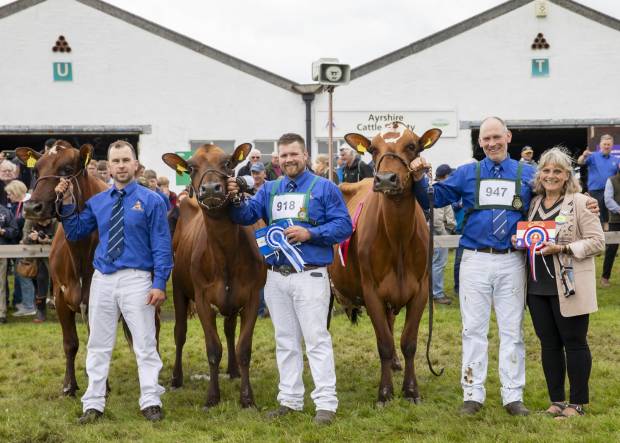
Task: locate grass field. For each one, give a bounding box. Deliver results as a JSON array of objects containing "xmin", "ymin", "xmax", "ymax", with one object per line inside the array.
[{"xmin": 0, "ymin": 253, "xmax": 619, "ymax": 443}]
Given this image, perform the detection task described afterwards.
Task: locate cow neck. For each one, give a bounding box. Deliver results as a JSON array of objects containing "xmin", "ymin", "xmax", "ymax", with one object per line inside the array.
[
  {"xmin": 201, "ymin": 208, "xmax": 240, "ymax": 260},
  {"xmin": 375, "ymin": 190, "xmax": 418, "ymax": 245}
]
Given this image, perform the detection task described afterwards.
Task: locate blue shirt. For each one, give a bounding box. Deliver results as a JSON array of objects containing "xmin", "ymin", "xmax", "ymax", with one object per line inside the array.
[
  {"xmin": 230, "ymin": 170, "xmax": 352, "ymax": 267},
  {"xmin": 61, "ymin": 180, "xmax": 173, "ymax": 290},
  {"xmin": 585, "ymin": 151, "xmax": 620, "ymax": 191},
  {"xmin": 415, "ymin": 157, "xmax": 536, "ymax": 250},
  {"xmin": 155, "ymin": 188, "xmax": 172, "ymax": 211}
]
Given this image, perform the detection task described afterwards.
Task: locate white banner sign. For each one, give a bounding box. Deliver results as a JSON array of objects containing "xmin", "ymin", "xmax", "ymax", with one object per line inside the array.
[{"xmin": 315, "ymin": 110, "xmax": 457, "ymax": 139}]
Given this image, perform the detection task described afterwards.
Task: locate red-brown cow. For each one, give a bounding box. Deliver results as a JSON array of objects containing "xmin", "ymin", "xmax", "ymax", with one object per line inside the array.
[
  {"xmin": 329, "ymin": 122, "xmax": 441, "ymax": 405},
  {"xmin": 163, "ymin": 143, "xmax": 266, "ymax": 409},
  {"xmin": 16, "ymin": 141, "xmax": 108, "ymax": 396}
]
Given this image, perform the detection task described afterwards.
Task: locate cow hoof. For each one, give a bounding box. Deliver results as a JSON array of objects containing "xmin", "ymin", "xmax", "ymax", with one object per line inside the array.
[
  {"xmin": 375, "ymin": 400, "xmax": 389, "ymax": 409},
  {"xmin": 240, "ymin": 401, "xmax": 256, "ymax": 409},
  {"xmin": 405, "ymin": 396, "xmax": 422, "ymax": 405},
  {"xmin": 63, "ymin": 387, "xmax": 77, "ymax": 397},
  {"xmin": 391, "ymin": 360, "xmax": 403, "ymax": 371},
  {"xmin": 170, "ymin": 378, "xmax": 183, "ymax": 390},
  {"xmin": 228, "ymin": 372, "xmax": 241, "ymax": 380}
]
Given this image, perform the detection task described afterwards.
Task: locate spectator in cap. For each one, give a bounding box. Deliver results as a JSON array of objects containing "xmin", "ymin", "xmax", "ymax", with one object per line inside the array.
[
  {"xmin": 250, "ymin": 162, "xmax": 267, "ymax": 194},
  {"xmin": 265, "ymin": 151, "xmax": 282, "ymax": 180},
  {"xmin": 432, "ymin": 164, "xmax": 456, "ymax": 305},
  {"xmin": 237, "ymin": 149, "xmax": 263, "ymax": 177},
  {"xmin": 520, "ymin": 146, "xmax": 537, "ymax": 167}
]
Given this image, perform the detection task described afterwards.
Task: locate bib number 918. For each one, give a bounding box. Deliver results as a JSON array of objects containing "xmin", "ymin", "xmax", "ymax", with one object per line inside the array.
[{"xmin": 276, "ymin": 200, "xmax": 296, "ymax": 211}]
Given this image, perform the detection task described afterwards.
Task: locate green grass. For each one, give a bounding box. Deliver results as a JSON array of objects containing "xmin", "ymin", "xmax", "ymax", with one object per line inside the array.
[{"xmin": 1, "ymin": 254, "xmax": 619, "ymax": 442}]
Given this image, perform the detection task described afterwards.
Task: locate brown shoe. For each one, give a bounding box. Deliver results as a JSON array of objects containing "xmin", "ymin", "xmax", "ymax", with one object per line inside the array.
[
  {"xmin": 141, "ymin": 405, "xmax": 163, "ymax": 422},
  {"xmin": 266, "ymin": 405, "xmax": 297, "ymax": 419},
  {"xmin": 600, "ymin": 277, "xmax": 610, "ymax": 288},
  {"xmin": 460, "ymin": 401, "xmax": 483, "ymax": 415},
  {"xmin": 313, "ymin": 409, "xmax": 335, "ymax": 425},
  {"xmin": 78, "ymin": 408, "xmax": 103, "ymax": 424},
  {"xmin": 434, "ymin": 296, "xmax": 452, "ymax": 305},
  {"xmin": 505, "ymin": 401, "xmax": 530, "ymax": 416}
]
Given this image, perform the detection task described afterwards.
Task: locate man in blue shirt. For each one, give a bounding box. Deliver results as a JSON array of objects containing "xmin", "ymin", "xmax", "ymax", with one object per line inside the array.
[
  {"xmin": 227, "ymin": 133, "xmax": 352, "ymax": 425},
  {"xmin": 55, "ymin": 140, "xmax": 172, "ymax": 424},
  {"xmin": 577, "ymin": 134, "xmax": 619, "ymax": 226},
  {"xmin": 412, "ymin": 116, "xmax": 535, "ymax": 416}
]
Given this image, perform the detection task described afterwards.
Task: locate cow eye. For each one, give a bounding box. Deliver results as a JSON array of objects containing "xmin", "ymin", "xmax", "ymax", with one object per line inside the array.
[
  {"xmin": 406, "ymin": 143, "xmax": 416, "ymax": 151},
  {"xmin": 62, "ymin": 167, "xmax": 74, "ymax": 176}
]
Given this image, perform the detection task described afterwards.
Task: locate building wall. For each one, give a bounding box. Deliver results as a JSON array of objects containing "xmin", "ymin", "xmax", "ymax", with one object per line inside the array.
[
  {"xmin": 0, "ymin": 0, "xmax": 304, "ymax": 187},
  {"xmin": 314, "ymin": 2, "xmax": 620, "ymax": 168}
]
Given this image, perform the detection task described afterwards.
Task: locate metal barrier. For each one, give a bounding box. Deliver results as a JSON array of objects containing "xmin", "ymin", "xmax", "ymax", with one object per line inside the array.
[{"xmin": 0, "ymin": 232, "xmax": 618, "ymax": 258}]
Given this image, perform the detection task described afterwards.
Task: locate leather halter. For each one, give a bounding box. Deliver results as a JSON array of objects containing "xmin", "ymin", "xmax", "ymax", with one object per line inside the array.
[
  {"xmin": 191, "ymin": 167, "xmax": 239, "ymax": 211},
  {"xmin": 31, "ymin": 165, "xmax": 86, "ymax": 220},
  {"xmin": 373, "ymin": 151, "xmax": 415, "ymax": 189}
]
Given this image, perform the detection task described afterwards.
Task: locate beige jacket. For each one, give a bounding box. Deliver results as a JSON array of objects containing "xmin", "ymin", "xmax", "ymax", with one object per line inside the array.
[{"xmin": 527, "ymin": 193, "xmax": 605, "ymax": 317}]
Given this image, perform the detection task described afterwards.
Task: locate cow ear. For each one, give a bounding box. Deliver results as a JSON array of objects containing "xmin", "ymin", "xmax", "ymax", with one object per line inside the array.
[
  {"xmin": 229, "ymin": 143, "xmax": 252, "ymax": 169},
  {"xmin": 162, "ymin": 153, "xmax": 190, "ymax": 175},
  {"xmin": 79, "ymin": 144, "xmax": 94, "ymax": 169},
  {"xmin": 418, "ymin": 129, "xmax": 442, "ymax": 151},
  {"xmin": 15, "ymin": 147, "xmax": 41, "ymax": 168},
  {"xmin": 345, "ymin": 133, "xmax": 374, "ymax": 155}
]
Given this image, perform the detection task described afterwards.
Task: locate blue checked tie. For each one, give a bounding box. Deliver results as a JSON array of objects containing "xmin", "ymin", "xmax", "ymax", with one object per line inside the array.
[
  {"xmin": 491, "ymin": 165, "xmax": 508, "ymax": 241},
  {"xmin": 107, "ymin": 190, "xmax": 125, "ymax": 261}
]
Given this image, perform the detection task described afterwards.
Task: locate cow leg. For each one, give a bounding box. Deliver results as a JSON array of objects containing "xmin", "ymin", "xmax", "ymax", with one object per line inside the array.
[
  {"xmin": 55, "ymin": 287, "xmax": 79, "ymax": 396},
  {"xmin": 364, "ymin": 294, "xmax": 395, "ymax": 405},
  {"xmin": 236, "ymin": 289, "xmax": 259, "ymax": 408},
  {"xmin": 224, "ymin": 315, "xmax": 240, "ymax": 379},
  {"xmin": 171, "ymin": 290, "xmax": 189, "ymax": 389},
  {"xmin": 401, "ymin": 296, "xmax": 426, "ymax": 403},
  {"xmin": 194, "ymin": 295, "xmax": 222, "ymax": 409},
  {"xmin": 388, "ymin": 311, "xmax": 402, "ymax": 371}
]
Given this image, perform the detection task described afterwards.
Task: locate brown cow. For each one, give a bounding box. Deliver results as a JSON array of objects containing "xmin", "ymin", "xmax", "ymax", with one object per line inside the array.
[
  {"xmin": 162, "ymin": 143, "xmax": 266, "ymax": 409},
  {"xmin": 16, "ymin": 141, "xmax": 108, "ymax": 396},
  {"xmin": 329, "ymin": 122, "xmax": 441, "ymax": 405}
]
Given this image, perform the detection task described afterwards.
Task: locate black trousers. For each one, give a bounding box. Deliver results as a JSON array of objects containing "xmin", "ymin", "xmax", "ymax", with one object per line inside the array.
[
  {"xmin": 527, "ymin": 293, "xmax": 591, "ymax": 404},
  {"xmin": 602, "ymin": 222, "xmax": 620, "ymax": 279}
]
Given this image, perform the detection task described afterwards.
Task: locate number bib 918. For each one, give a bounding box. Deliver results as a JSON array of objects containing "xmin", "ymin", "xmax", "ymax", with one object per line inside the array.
[
  {"xmin": 271, "ymin": 194, "xmax": 306, "ymax": 221},
  {"xmin": 477, "ymin": 179, "xmax": 515, "ymax": 207}
]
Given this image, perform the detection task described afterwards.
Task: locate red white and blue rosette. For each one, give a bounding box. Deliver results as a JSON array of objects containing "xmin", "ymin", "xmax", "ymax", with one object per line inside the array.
[{"xmin": 523, "ymin": 225, "xmax": 551, "ymax": 281}]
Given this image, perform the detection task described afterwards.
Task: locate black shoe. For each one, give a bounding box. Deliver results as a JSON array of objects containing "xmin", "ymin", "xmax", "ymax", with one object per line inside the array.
[
  {"xmin": 78, "ymin": 409, "xmax": 103, "ymax": 424},
  {"xmin": 460, "ymin": 401, "xmax": 483, "ymax": 415},
  {"xmin": 141, "ymin": 405, "xmax": 163, "ymax": 422},
  {"xmin": 313, "ymin": 409, "xmax": 335, "ymax": 425},
  {"xmin": 266, "ymin": 405, "xmax": 296, "ymax": 419},
  {"xmin": 504, "ymin": 401, "xmax": 530, "ymax": 416}
]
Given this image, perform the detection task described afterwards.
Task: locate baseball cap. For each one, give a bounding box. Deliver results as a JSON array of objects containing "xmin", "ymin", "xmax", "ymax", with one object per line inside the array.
[
  {"xmin": 250, "ymin": 162, "xmax": 265, "ymax": 173},
  {"xmin": 521, "ymin": 146, "xmax": 534, "ymax": 154},
  {"xmin": 435, "ymin": 164, "xmax": 454, "ymax": 178}
]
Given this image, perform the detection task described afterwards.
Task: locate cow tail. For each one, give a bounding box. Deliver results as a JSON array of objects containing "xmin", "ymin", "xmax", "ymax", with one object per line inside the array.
[
  {"xmin": 425, "ymin": 184, "xmax": 444, "ymax": 377},
  {"xmin": 120, "ymin": 315, "xmax": 134, "ymax": 350}
]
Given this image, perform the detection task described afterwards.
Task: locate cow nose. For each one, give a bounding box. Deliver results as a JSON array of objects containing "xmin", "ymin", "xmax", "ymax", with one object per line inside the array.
[
  {"xmin": 374, "ymin": 172, "xmax": 399, "ymax": 190},
  {"xmin": 199, "ymin": 182, "xmax": 225, "ymax": 199},
  {"xmin": 24, "ymin": 200, "xmax": 44, "ymax": 217}
]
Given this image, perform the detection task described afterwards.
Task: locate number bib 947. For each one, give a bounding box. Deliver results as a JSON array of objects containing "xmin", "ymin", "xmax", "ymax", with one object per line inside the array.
[
  {"xmin": 478, "ymin": 179, "xmax": 515, "ymax": 207},
  {"xmin": 271, "ymin": 194, "xmax": 306, "ymax": 221}
]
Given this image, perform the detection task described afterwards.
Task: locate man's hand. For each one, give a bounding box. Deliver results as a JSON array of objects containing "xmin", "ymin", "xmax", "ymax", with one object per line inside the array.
[
  {"xmin": 511, "ymin": 234, "xmax": 517, "ymax": 249},
  {"xmin": 226, "ymin": 177, "xmax": 240, "ymax": 195},
  {"xmin": 585, "ymin": 197, "xmax": 599, "ymax": 216},
  {"xmin": 54, "ymin": 178, "xmax": 74, "ymax": 204},
  {"xmin": 146, "ymin": 288, "xmax": 167, "ymax": 308},
  {"xmin": 409, "ymin": 157, "xmax": 431, "ymax": 182},
  {"xmin": 582, "ymin": 149, "xmax": 591, "ymax": 159},
  {"xmin": 284, "ymin": 225, "xmax": 311, "ymax": 243},
  {"xmin": 28, "ymin": 230, "xmax": 39, "ymax": 241}
]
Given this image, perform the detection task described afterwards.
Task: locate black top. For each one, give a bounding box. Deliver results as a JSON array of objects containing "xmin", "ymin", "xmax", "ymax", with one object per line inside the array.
[{"xmin": 527, "ymin": 198, "xmax": 562, "ymax": 296}]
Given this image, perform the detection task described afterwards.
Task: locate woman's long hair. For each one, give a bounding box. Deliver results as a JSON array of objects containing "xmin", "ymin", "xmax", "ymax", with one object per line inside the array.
[{"xmin": 532, "ymin": 146, "xmax": 582, "ymax": 195}]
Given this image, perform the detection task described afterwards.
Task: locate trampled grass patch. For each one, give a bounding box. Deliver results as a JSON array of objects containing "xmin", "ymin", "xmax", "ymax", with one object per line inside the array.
[{"xmin": 1, "ymin": 254, "xmax": 619, "ymax": 442}]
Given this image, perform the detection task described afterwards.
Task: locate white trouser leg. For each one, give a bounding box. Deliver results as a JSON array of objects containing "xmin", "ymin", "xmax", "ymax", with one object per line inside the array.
[
  {"xmin": 81, "ymin": 270, "xmax": 120, "ymax": 413},
  {"xmin": 290, "ymin": 267, "xmax": 337, "ymax": 412},
  {"xmin": 493, "ymin": 253, "xmax": 526, "ymax": 405},
  {"xmin": 264, "ymin": 271, "xmax": 305, "ymax": 411},
  {"xmin": 459, "ymin": 250, "xmax": 493, "ymax": 404},
  {"xmin": 117, "ymin": 270, "xmax": 165, "ymax": 410}
]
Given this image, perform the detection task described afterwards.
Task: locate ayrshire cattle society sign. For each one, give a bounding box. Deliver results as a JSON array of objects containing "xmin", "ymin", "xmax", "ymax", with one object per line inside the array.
[{"xmin": 316, "ymin": 110, "xmax": 457, "ymax": 138}]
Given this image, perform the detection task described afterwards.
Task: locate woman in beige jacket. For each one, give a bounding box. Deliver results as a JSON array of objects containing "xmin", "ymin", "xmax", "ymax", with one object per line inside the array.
[{"xmin": 524, "ymin": 147, "xmax": 605, "ymax": 419}]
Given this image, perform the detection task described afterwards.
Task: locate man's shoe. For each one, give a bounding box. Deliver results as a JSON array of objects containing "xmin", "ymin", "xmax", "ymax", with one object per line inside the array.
[
  {"xmin": 434, "ymin": 296, "xmax": 452, "ymax": 305},
  {"xmin": 313, "ymin": 409, "xmax": 335, "ymax": 425},
  {"xmin": 12, "ymin": 308, "xmax": 37, "ymax": 317},
  {"xmin": 266, "ymin": 405, "xmax": 296, "ymax": 419},
  {"xmin": 141, "ymin": 405, "xmax": 163, "ymax": 422},
  {"xmin": 460, "ymin": 401, "xmax": 483, "ymax": 415},
  {"xmin": 78, "ymin": 409, "xmax": 103, "ymax": 424},
  {"xmin": 600, "ymin": 277, "xmax": 610, "ymax": 288},
  {"xmin": 505, "ymin": 401, "xmax": 530, "ymax": 416}
]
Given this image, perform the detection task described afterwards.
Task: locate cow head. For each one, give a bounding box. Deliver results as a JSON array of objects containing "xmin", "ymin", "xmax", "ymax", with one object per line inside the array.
[
  {"xmin": 345, "ymin": 122, "xmax": 441, "ymax": 195},
  {"xmin": 162, "ymin": 143, "xmax": 252, "ymax": 213},
  {"xmin": 16, "ymin": 140, "xmax": 92, "ymax": 220}
]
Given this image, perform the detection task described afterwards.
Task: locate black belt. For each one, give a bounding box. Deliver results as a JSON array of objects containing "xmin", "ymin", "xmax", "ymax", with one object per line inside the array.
[
  {"xmin": 269, "ymin": 264, "xmax": 322, "ymax": 276},
  {"xmin": 464, "ymin": 247, "xmax": 517, "ymax": 255}
]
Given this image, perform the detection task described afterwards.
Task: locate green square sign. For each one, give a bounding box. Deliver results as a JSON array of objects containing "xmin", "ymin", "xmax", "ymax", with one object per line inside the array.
[
  {"xmin": 531, "ymin": 58, "xmax": 549, "ymax": 77},
  {"xmin": 53, "ymin": 62, "xmax": 73, "ymax": 81},
  {"xmin": 175, "ymin": 151, "xmax": 192, "ymax": 186}
]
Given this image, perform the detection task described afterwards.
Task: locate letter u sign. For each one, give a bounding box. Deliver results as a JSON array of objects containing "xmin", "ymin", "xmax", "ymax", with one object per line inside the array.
[{"xmin": 53, "ymin": 62, "xmax": 73, "ymax": 81}]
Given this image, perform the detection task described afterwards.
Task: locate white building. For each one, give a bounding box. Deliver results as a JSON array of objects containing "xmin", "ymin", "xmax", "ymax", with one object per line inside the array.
[{"xmin": 1, "ymin": 0, "xmax": 619, "ymax": 188}]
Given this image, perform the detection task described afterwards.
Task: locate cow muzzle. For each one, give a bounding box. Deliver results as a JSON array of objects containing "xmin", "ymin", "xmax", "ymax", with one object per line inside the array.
[
  {"xmin": 23, "ymin": 199, "xmax": 53, "ymax": 220},
  {"xmin": 373, "ymin": 172, "xmax": 402, "ymax": 195},
  {"xmin": 197, "ymin": 182, "xmax": 227, "ymax": 207}
]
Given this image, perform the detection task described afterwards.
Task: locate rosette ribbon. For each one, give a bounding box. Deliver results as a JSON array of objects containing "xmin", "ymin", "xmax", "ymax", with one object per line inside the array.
[{"xmin": 264, "ymin": 224, "xmax": 305, "ymax": 272}]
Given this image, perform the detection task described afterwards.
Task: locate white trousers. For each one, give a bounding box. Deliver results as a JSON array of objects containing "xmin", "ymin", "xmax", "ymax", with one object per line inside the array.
[
  {"xmin": 264, "ymin": 267, "xmax": 338, "ymax": 412},
  {"xmin": 81, "ymin": 269, "xmax": 164, "ymax": 412},
  {"xmin": 459, "ymin": 249, "xmax": 526, "ymax": 405}
]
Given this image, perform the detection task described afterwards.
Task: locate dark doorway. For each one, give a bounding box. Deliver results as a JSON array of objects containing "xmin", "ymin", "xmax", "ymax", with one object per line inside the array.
[{"xmin": 0, "ymin": 133, "xmax": 140, "ymax": 160}]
